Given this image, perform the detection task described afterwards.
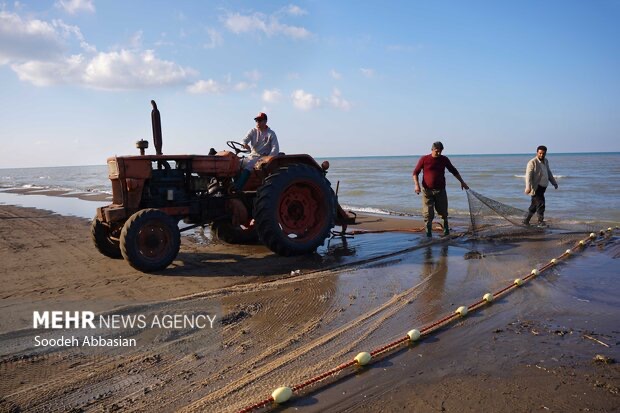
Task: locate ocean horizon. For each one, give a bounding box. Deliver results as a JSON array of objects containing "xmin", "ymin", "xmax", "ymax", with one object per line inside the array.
[{"xmin": 1, "ymin": 151, "xmax": 619, "ymax": 170}]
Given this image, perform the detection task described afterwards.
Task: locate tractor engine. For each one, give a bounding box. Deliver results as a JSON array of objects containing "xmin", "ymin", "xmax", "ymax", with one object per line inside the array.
[{"xmin": 142, "ymin": 167, "xmax": 188, "ymax": 207}]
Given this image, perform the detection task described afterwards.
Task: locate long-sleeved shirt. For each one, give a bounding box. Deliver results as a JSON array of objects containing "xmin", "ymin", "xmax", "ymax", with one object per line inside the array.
[
  {"xmin": 413, "ymin": 154, "xmax": 460, "ymax": 190},
  {"xmin": 242, "ymin": 127, "xmax": 279, "ymax": 156},
  {"xmin": 525, "ymin": 157, "xmax": 557, "ymax": 195}
]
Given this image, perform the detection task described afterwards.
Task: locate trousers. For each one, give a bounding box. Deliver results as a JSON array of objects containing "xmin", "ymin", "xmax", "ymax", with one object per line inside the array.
[
  {"xmin": 421, "ymin": 188, "xmax": 448, "ymax": 223},
  {"xmin": 527, "ymin": 185, "xmax": 547, "ymax": 222}
]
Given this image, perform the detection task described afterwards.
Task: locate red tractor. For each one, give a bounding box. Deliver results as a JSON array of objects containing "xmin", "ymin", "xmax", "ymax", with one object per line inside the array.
[{"xmin": 92, "ymin": 101, "xmax": 355, "ymax": 272}]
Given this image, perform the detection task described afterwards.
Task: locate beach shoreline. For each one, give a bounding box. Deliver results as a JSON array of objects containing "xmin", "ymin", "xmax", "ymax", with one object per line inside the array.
[{"xmin": 1, "ymin": 195, "xmax": 618, "ymax": 412}]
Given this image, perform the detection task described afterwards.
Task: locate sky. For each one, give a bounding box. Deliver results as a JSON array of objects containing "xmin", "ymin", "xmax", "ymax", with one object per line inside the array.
[{"xmin": 1, "ymin": 0, "xmax": 619, "ymax": 168}]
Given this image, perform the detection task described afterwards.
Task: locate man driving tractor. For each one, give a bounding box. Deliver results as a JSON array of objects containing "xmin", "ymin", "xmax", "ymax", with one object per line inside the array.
[{"xmin": 234, "ymin": 112, "xmax": 279, "ymax": 191}]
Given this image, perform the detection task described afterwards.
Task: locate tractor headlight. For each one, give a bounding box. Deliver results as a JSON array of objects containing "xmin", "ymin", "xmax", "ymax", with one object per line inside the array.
[{"xmin": 108, "ymin": 159, "xmax": 119, "ymax": 177}]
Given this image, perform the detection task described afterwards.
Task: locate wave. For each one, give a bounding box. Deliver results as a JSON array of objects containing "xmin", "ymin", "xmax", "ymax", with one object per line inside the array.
[
  {"xmin": 1, "ymin": 183, "xmax": 112, "ymax": 195},
  {"xmin": 514, "ymin": 174, "xmax": 566, "ymax": 178},
  {"xmin": 340, "ymin": 205, "xmax": 416, "ymax": 217},
  {"xmin": 341, "ymin": 204, "xmax": 472, "ymax": 218}
]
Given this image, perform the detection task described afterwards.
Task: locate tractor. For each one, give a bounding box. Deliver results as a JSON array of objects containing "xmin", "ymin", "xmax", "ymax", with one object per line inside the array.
[{"xmin": 92, "ymin": 101, "xmax": 355, "ymax": 272}]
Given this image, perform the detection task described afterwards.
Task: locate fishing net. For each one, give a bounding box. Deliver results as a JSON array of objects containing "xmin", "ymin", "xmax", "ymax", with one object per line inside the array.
[{"xmin": 466, "ymin": 189, "xmax": 596, "ymax": 238}]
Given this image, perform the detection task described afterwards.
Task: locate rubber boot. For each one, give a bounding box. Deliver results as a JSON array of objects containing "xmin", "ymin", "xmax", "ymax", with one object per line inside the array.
[
  {"xmin": 443, "ymin": 218, "xmax": 450, "ymax": 236},
  {"xmin": 425, "ymin": 221, "xmax": 432, "ymax": 238},
  {"xmin": 522, "ymin": 213, "xmax": 533, "ymax": 226},
  {"xmin": 233, "ymin": 169, "xmax": 251, "ymax": 192},
  {"xmin": 537, "ymin": 214, "xmax": 546, "ymax": 228}
]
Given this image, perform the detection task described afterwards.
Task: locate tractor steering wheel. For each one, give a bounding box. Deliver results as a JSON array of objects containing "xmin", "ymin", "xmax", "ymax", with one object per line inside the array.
[{"xmin": 227, "ymin": 141, "xmax": 250, "ymax": 155}]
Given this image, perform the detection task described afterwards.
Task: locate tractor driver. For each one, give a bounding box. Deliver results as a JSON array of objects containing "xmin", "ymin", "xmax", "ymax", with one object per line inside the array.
[{"xmin": 233, "ymin": 112, "xmax": 279, "ymax": 191}]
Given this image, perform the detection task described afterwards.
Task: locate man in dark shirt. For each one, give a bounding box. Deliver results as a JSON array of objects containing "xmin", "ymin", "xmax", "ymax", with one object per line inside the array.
[{"xmin": 413, "ymin": 141, "xmax": 469, "ymax": 237}]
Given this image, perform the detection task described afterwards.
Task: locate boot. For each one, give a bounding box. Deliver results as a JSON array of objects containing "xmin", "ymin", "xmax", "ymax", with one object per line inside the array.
[
  {"xmin": 522, "ymin": 213, "xmax": 533, "ymax": 226},
  {"xmin": 425, "ymin": 221, "xmax": 432, "ymax": 238},
  {"xmin": 443, "ymin": 218, "xmax": 450, "ymax": 236},
  {"xmin": 537, "ymin": 215, "xmax": 546, "ymax": 227},
  {"xmin": 233, "ymin": 169, "xmax": 251, "ymax": 192}
]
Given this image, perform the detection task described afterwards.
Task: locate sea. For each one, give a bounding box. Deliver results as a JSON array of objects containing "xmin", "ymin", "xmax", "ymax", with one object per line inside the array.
[{"xmin": 1, "ymin": 153, "xmax": 619, "ymax": 225}]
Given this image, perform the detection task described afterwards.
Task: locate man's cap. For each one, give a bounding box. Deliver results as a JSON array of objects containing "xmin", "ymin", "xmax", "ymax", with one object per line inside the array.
[
  {"xmin": 432, "ymin": 141, "xmax": 444, "ymax": 150},
  {"xmin": 254, "ymin": 112, "xmax": 268, "ymax": 121}
]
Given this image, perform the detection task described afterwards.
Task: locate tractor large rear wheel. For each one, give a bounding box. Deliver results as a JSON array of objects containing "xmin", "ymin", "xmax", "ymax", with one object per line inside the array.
[
  {"xmin": 120, "ymin": 209, "xmax": 180, "ymax": 272},
  {"xmin": 91, "ymin": 217, "xmax": 122, "ymax": 259},
  {"xmin": 254, "ymin": 164, "xmax": 335, "ymax": 256}
]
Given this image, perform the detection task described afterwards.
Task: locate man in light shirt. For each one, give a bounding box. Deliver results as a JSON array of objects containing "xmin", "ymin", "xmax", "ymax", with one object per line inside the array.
[
  {"xmin": 234, "ymin": 112, "xmax": 279, "ymax": 191},
  {"xmin": 524, "ymin": 145, "xmax": 558, "ymax": 227}
]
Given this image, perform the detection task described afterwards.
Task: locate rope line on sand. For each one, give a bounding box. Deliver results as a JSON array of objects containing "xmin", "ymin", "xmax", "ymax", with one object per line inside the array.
[
  {"xmin": 344, "ymin": 222, "xmax": 445, "ymax": 235},
  {"xmin": 238, "ymin": 226, "xmax": 617, "ymax": 413}
]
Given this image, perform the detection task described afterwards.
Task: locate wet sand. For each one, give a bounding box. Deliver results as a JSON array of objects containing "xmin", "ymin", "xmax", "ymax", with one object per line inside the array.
[{"xmin": 0, "ymin": 190, "xmax": 619, "ymax": 412}]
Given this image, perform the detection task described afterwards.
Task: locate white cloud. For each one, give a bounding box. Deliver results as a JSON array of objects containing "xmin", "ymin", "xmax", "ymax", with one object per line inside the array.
[
  {"xmin": 262, "ymin": 89, "xmax": 282, "ymax": 103},
  {"xmin": 53, "ymin": 19, "xmax": 96, "ymax": 53},
  {"xmin": 188, "ymin": 77, "xmax": 255, "ymax": 94},
  {"xmin": 283, "ymin": 5, "xmax": 308, "ymax": 16},
  {"xmin": 329, "ymin": 88, "xmax": 351, "ymax": 111},
  {"xmin": 360, "ymin": 68, "xmax": 375, "ymax": 78},
  {"xmin": 55, "ymin": 0, "xmax": 95, "ymax": 14},
  {"xmin": 223, "ymin": 11, "xmax": 311, "ymax": 39},
  {"xmin": 244, "ymin": 69, "xmax": 261, "ymax": 82},
  {"xmin": 330, "ymin": 69, "xmax": 341, "ymax": 80},
  {"xmin": 83, "ymin": 50, "xmax": 194, "ymax": 90},
  {"xmin": 278, "ymin": 24, "xmax": 311, "ymax": 39},
  {"xmin": 287, "ymin": 72, "xmax": 300, "ymax": 80},
  {"xmin": 129, "ymin": 31, "xmax": 143, "ymax": 49},
  {"xmin": 154, "ymin": 32, "xmax": 174, "ymax": 47},
  {"xmin": 13, "ymin": 49, "xmax": 196, "ymax": 90},
  {"xmin": 0, "ymin": 11, "xmax": 64, "ymax": 64},
  {"xmin": 204, "ymin": 28, "xmax": 223, "ymax": 49},
  {"xmin": 2, "ymin": 11, "xmax": 197, "ymax": 90},
  {"xmin": 187, "ymin": 79, "xmax": 224, "ymax": 94},
  {"xmin": 292, "ymin": 89, "xmax": 320, "ymax": 111},
  {"xmin": 224, "ymin": 13, "xmax": 264, "ymax": 34},
  {"xmin": 233, "ymin": 81, "xmax": 254, "ymax": 91},
  {"xmin": 0, "ymin": 12, "xmax": 94, "ymax": 64},
  {"xmin": 12, "ymin": 54, "xmax": 85, "ymax": 86}
]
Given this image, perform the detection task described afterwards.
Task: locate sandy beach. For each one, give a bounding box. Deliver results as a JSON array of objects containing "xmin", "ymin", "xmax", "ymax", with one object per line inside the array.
[{"xmin": 0, "ymin": 190, "xmax": 618, "ymax": 412}]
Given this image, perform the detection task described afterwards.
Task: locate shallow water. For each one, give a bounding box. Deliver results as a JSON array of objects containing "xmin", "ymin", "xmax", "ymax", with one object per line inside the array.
[{"xmin": 0, "ymin": 190, "xmax": 106, "ymax": 219}]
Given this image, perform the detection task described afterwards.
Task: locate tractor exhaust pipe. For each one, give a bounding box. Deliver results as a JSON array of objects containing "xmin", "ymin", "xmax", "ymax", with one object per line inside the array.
[{"xmin": 151, "ymin": 100, "xmax": 163, "ymax": 155}]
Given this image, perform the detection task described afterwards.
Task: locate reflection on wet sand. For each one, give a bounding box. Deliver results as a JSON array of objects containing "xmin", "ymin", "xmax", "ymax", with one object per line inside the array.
[{"xmin": 420, "ymin": 245, "xmax": 449, "ymax": 302}]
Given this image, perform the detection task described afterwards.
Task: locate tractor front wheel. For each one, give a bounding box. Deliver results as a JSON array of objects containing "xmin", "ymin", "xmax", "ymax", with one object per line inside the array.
[
  {"xmin": 91, "ymin": 217, "xmax": 122, "ymax": 259},
  {"xmin": 254, "ymin": 164, "xmax": 335, "ymax": 256},
  {"xmin": 120, "ymin": 209, "xmax": 180, "ymax": 272}
]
